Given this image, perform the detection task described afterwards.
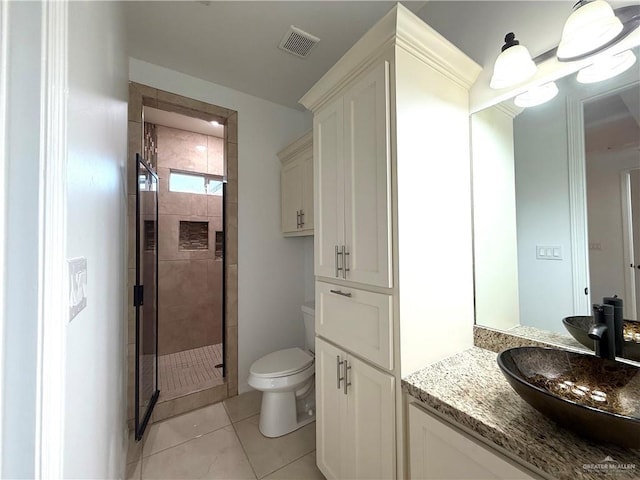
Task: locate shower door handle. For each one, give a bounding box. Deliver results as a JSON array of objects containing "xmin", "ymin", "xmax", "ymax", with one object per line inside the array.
[{"xmin": 336, "ymin": 355, "xmax": 344, "ymax": 389}]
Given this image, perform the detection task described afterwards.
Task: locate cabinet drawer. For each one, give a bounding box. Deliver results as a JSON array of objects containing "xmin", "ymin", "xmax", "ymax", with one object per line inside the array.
[{"xmin": 316, "ymin": 281, "xmax": 393, "ymax": 370}]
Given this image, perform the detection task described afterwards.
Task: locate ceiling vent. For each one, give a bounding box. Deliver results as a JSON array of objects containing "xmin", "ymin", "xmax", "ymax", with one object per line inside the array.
[{"xmin": 278, "ymin": 26, "xmax": 320, "ymax": 58}]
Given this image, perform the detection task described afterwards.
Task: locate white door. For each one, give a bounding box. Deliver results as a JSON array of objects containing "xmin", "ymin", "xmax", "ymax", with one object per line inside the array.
[
  {"xmin": 314, "ymin": 97, "xmax": 345, "ymax": 279},
  {"xmin": 345, "ymin": 354, "xmax": 395, "ymax": 480},
  {"xmin": 343, "ymin": 61, "xmax": 392, "ymax": 288},
  {"xmin": 301, "ymin": 152, "xmax": 314, "ymax": 232},
  {"xmin": 315, "ymin": 337, "xmax": 347, "ymax": 480},
  {"xmin": 281, "ymin": 160, "xmax": 302, "ymax": 233}
]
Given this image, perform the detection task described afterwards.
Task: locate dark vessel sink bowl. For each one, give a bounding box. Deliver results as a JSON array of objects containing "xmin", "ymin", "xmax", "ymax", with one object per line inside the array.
[
  {"xmin": 563, "ymin": 315, "xmax": 640, "ymax": 362},
  {"xmin": 497, "ymin": 347, "xmax": 640, "ymax": 448}
]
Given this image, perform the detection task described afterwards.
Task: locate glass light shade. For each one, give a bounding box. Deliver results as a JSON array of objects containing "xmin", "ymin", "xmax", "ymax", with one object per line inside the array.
[
  {"xmin": 514, "ymin": 82, "xmax": 559, "ymax": 108},
  {"xmin": 577, "ymin": 49, "xmax": 637, "ymax": 83},
  {"xmin": 557, "ymin": 0, "xmax": 623, "ymax": 60},
  {"xmin": 490, "ymin": 44, "xmax": 537, "ymax": 89}
]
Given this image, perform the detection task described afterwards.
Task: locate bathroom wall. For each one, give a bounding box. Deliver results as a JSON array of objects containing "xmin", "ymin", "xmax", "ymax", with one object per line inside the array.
[
  {"xmin": 586, "ymin": 147, "xmax": 640, "ymax": 315},
  {"xmin": 155, "ymin": 124, "xmax": 225, "ymax": 354},
  {"xmin": 65, "ymin": 1, "xmax": 129, "ymax": 478},
  {"xmin": 130, "ymin": 58, "xmax": 312, "ymax": 393},
  {"xmin": 471, "ymin": 105, "xmax": 520, "ymax": 331}
]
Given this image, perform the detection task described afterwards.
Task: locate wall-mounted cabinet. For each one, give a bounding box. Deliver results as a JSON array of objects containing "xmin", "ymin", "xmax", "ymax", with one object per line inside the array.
[
  {"xmin": 316, "ymin": 337, "xmax": 395, "ymax": 480},
  {"xmin": 279, "ymin": 131, "xmax": 313, "ymax": 236}
]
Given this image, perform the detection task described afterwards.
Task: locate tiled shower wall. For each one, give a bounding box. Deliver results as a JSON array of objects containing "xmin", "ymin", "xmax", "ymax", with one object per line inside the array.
[{"xmin": 156, "ymin": 124, "xmax": 225, "ymax": 354}]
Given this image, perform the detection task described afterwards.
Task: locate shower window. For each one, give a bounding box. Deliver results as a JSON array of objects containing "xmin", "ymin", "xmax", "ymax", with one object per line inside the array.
[{"xmin": 169, "ymin": 170, "xmax": 224, "ymax": 196}]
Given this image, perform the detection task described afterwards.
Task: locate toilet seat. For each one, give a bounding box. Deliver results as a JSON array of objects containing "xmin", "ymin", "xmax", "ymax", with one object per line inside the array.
[{"xmin": 250, "ymin": 347, "xmax": 313, "ymax": 378}]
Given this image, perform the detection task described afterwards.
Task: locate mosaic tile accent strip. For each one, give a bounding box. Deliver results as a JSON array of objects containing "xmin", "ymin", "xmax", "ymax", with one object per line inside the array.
[
  {"xmin": 159, "ymin": 344, "xmax": 224, "ymax": 402},
  {"xmin": 402, "ymin": 348, "xmax": 640, "ymax": 480},
  {"xmin": 179, "ymin": 221, "xmax": 208, "ymax": 250}
]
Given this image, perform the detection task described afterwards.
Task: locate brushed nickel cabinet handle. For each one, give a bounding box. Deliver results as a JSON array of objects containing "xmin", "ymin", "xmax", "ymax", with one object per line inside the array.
[
  {"xmin": 335, "ymin": 245, "xmax": 343, "ymax": 277},
  {"xmin": 342, "ymin": 245, "xmax": 350, "ymax": 279},
  {"xmin": 343, "ymin": 360, "xmax": 351, "ymax": 395},
  {"xmin": 296, "ymin": 210, "xmax": 301, "ymax": 228},
  {"xmin": 330, "ymin": 289, "xmax": 352, "ymax": 298},
  {"xmin": 336, "ymin": 355, "xmax": 344, "ymax": 390}
]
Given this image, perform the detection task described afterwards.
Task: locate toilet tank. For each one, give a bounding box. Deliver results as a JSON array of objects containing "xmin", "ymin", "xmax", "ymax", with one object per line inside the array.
[{"xmin": 301, "ymin": 301, "xmax": 315, "ymax": 353}]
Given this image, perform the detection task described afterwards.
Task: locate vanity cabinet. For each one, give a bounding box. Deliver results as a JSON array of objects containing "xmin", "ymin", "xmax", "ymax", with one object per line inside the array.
[
  {"xmin": 408, "ymin": 403, "xmax": 538, "ymax": 480},
  {"xmin": 314, "ymin": 62, "xmax": 392, "ymax": 288},
  {"xmin": 279, "ymin": 131, "xmax": 313, "ymax": 236},
  {"xmin": 316, "ymin": 337, "xmax": 395, "ymax": 480},
  {"xmin": 302, "ymin": 4, "xmax": 481, "ymax": 478}
]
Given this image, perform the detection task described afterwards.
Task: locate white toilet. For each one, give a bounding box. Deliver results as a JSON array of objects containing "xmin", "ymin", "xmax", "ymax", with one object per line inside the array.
[{"xmin": 248, "ymin": 302, "xmax": 316, "ymax": 437}]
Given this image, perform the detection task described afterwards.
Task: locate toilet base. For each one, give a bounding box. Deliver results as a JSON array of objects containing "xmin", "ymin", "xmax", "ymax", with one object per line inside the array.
[{"xmin": 258, "ymin": 389, "xmax": 316, "ymax": 438}]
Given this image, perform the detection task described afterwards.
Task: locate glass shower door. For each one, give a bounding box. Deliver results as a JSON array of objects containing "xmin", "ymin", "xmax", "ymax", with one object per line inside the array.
[{"xmin": 135, "ymin": 154, "xmax": 160, "ymax": 440}]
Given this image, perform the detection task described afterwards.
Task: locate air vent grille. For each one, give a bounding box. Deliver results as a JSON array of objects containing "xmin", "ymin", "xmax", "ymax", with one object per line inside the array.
[{"xmin": 279, "ymin": 26, "xmax": 319, "ymax": 58}]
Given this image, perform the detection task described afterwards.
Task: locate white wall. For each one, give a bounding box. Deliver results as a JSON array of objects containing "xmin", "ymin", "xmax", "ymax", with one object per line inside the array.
[
  {"xmin": 129, "ymin": 59, "xmax": 312, "ymax": 393},
  {"xmin": 471, "ymin": 106, "xmax": 520, "ymax": 331},
  {"xmin": 2, "ymin": 2, "xmax": 43, "ymax": 477},
  {"xmin": 586, "ymin": 148, "xmax": 640, "ymax": 315},
  {"xmin": 64, "ymin": 2, "xmax": 129, "ymax": 478}
]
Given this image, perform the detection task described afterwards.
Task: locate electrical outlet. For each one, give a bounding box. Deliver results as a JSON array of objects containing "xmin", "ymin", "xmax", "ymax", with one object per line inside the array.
[{"xmin": 68, "ymin": 257, "xmax": 87, "ymax": 321}]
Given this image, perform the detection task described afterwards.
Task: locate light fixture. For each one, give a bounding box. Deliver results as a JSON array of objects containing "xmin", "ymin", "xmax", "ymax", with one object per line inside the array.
[
  {"xmin": 557, "ymin": 0, "xmax": 623, "ymax": 61},
  {"xmin": 514, "ymin": 82, "xmax": 559, "ymax": 108},
  {"xmin": 210, "ymin": 120, "xmax": 220, "ymax": 126},
  {"xmin": 490, "ymin": 33, "xmax": 537, "ymax": 90},
  {"xmin": 576, "ymin": 49, "xmax": 637, "ymax": 83}
]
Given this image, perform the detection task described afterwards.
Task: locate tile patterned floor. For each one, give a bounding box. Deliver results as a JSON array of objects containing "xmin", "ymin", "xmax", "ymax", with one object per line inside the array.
[
  {"xmin": 158, "ymin": 344, "xmax": 224, "ymax": 401},
  {"xmin": 127, "ymin": 390, "xmax": 325, "ymax": 480}
]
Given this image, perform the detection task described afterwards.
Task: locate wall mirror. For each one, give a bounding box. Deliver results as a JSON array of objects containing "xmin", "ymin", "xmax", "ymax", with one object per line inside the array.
[{"xmin": 472, "ymin": 46, "xmax": 640, "ymax": 361}]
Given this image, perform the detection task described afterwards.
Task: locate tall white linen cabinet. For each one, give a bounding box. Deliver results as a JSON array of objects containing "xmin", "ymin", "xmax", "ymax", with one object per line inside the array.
[{"xmin": 299, "ymin": 5, "xmax": 482, "ymax": 479}]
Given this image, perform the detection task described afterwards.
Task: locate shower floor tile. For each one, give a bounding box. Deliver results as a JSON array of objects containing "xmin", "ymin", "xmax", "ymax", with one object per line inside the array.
[{"xmin": 158, "ymin": 344, "xmax": 224, "ymax": 402}]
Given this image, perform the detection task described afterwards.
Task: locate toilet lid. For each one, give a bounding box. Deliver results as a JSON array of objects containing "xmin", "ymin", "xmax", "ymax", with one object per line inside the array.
[{"xmin": 250, "ymin": 347, "xmax": 313, "ymax": 378}]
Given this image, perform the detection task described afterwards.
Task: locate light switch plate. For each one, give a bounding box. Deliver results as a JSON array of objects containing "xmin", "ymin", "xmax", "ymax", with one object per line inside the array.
[
  {"xmin": 536, "ymin": 245, "xmax": 563, "ymax": 260},
  {"xmin": 68, "ymin": 257, "xmax": 87, "ymax": 321}
]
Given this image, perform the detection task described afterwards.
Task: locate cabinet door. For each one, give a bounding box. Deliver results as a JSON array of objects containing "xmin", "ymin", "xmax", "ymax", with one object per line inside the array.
[
  {"xmin": 345, "ymin": 355, "xmax": 395, "ymax": 480},
  {"xmin": 300, "ymin": 152, "xmax": 314, "ymax": 233},
  {"xmin": 408, "ymin": 404, "xmax": 538, "ymax": 480},
  {"xmin": 343, "ymin": 61, "xmax": 392, "ymax": 288},
  {"xmin": 281, "ymin": 160, "xmax": 303, "ymax": 233},
  {"xmin": 315, "ymin": 337, "xmax": 348, "ymax": 480},
  {"xmin": 314, "ymin": 97, "xmax": 344, "ymax": 279}
]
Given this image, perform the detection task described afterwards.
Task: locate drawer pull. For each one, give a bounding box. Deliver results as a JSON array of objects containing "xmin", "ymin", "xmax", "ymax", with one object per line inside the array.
[{"xmin": 330, "ymin": 289, "xmax": 352, "ymax": 297}]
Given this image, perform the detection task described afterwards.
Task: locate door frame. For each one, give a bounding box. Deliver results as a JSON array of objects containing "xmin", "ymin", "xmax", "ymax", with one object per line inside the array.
[
  {"xmin": 34, "ymin": 0, "xmax": 69, "ymax": 478},
  {"xmin": 0, "ymin": 0, "xmax": 8, "ymax": 474},
  {"xmin": 126, "ymin": 83, "xmax": 239, "ymax": 430},
  {"xmin": 566, "ymin": 78, "xmax": 640, "ymax": 316}
]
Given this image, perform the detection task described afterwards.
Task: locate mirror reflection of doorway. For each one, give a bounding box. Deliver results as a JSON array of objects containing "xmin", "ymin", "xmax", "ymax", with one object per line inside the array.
[{"xmin": 584, "ymin": 83, "xmax": 640, "ymax": 320}]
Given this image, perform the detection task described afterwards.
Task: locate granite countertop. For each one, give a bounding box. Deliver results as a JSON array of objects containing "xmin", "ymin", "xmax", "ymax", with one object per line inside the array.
[{"xmin": 402, "ymin": 347, "xmax": 640, "ymax": 480}]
